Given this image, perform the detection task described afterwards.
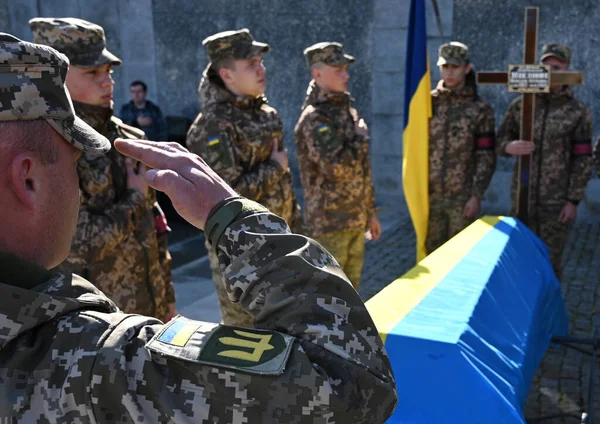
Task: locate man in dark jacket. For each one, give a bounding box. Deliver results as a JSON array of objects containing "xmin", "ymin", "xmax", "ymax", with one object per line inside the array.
[{"xmin": 120, "ymin": 80, "xmax": 168, "ymax": 141}]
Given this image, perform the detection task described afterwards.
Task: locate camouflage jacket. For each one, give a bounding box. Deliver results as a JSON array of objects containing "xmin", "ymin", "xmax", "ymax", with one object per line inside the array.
[
  {"xmin": 60, "ymin": 101, "xmax": 174, "ymax": 320},
  {"xmin": 294, "ymin": 81, "xmax": 375, "ymax": 237},
  {"xmin": 0, "ymin": 199, "xmax": 397, "ymax": 423},
  {"xmin": 497, "ymin": 86, "xmax": 593, "ymax": 208},
  {"xmin": 429, "ymin": 80, "xmax": 496, "ymax": 204},
  {"xmin": 186, "ymin": 66, "xmax": 301, "ymax": 229}
]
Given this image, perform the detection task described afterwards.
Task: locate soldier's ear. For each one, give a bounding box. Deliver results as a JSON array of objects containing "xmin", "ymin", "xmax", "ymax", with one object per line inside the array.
[
  {"xmin": 219, "ymin": 68, "xmax": 234, "ymax": 86},
  {"xmin": 311, "ymin": 67, "xmax": 321, "ymax": 81},
  {"xmin": 465, "ymin": 63, "xmax": 473, "ymax": 74}
]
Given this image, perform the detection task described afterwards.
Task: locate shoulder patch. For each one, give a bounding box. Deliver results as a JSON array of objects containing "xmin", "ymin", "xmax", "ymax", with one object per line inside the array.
[
  {"xmin": 110, "ymin": 116, "xmax": 146, "ymax": 140},
  {"xmin": 317, "ymin": 124, "xmax": 330, "ymax": 133},
  {"xmin": 146, "ymin": 316, "xmax": 295, "ymax": 375}
]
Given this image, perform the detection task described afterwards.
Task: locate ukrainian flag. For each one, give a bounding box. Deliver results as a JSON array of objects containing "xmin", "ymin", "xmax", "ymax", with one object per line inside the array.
[{"xmin": 403, "ymin": 0, "xmax": 431, "ymax": 263}]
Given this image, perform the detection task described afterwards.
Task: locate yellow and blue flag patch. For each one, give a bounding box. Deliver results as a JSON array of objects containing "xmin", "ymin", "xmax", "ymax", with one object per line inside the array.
[
  {"xmin": 157, "ymin": 318, "xmax": 199, "ymax": 347},
  {"xmin": 317, "ymin": 124, "xmax": 329, "ymax": 133},
  {"xmin": 208, "ymin": 135, "xmax": 220, "ymax": 146}
]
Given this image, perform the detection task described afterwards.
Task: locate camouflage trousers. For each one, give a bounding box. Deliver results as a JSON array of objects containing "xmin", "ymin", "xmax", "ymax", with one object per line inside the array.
[
  {"xmin": 521, "ymin": 205, "xmax": 571, "ymax": 281},
  {"xmin": 314, "ymin": 230, "xmax": 365, "ymax": 289},
  {"xmin": 206, "ymin": 242, "xmax": 254, "ymax": 328},
  {"xmin": 426, "ymin": 200, "xmax": 475, "ymax": 255}
]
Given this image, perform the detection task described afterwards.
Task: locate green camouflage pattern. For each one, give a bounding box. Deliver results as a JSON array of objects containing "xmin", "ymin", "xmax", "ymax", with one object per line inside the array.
[
  {"xmin": 294, "ymin": 81, "xmax": 376, "ymax": 237},
  {"xmin": 498, "ymin": 86, "xmax": 593, "ymax": 276},
  {"xmin": 202, "ymin": 28, "xmax": 269, "ymax": 64},
  {"xmin": 540, "ymin": 43, "xmax": 571, "ymax": 65},
  {"xmin": 314, "ymin": 230, "xmax": 365, "ymax": 289},
  {"xmin": 58, "ymin": 101, "xmax": 175, "ymax": 319},
  {"xmin": 187, "ymin": 67, "xmax": 301, "ymax": 326},
  {"xmin": 426, "ymin": 199, "xmax": 476, "ymax": 254},
  {"xmin": 428, "ymin": 80, "xmax": 496, "ymax": 253},
  {"xmin": 208, "ymin": 244, "xmax": 254, "ymax": 327},
  {"xmin": 497, "ymin": 86, "xmax": 592, "ymax": 208},
  {"xmin": 528, "ymin": 205, "xmax": 571, "ymax": 279},
  {"xmin": 0, "ymin": 32, "xmax": 109, "ymax": 152},
  {"xmin": 437, "ymin": 41, "xmax": 469, "ymax": 66},
  {"xmin": 0, "ymin": 200, "xmax": 398, "ymax": 423},
  {"xmin": 304, "ymin": 42, "xmax": 355, "ymax": 68},
  {"xmin": 186, "ymin": 67, "xmax": 301, "ymax": 227},
  {"xmin": 29, "ymin": 17, "xmax": 121, "ymax": 68},
  {"xmin": 429, "ymin": 80, "xmax": 496, "ymax": 199}
]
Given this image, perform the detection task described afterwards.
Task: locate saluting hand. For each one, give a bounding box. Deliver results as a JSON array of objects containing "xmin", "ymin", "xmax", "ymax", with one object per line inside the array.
[{"xmin": 115, "ymin": 139, "xmax": 237, "ymax": 231}]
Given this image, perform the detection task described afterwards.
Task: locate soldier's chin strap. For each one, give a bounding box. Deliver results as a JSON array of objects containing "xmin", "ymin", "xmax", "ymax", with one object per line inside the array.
[{"xmin": 204, "ymin": 196, "xmax": 268, "ymax": 247}]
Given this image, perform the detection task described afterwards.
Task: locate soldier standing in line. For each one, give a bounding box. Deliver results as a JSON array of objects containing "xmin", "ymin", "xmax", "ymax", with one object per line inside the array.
[
  {"xmin": 186, "ymin": 29, "xmax": 301, "ymax": 328},
  {"xmin": 426, "ymin": 42, "xmax": 496, "ymax": 255},
  {"xmin": 294, "ymin": 42, "xmax": 381, "ymax": 289},
  {"xmin": 0, "ymin": 33, "xmax": 397, "ymax": 422},
  {"xmin": 497, "ymin": 43, "xmax": 593, "ymax": 279},
  {"xmin": 29, "ymin": 18, "xmax": 176, "ymax": 321}
]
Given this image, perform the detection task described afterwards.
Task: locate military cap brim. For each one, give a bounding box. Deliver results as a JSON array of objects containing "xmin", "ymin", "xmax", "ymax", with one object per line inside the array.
[
  {"xmin": 72, "ymin": 47, "xmax": 122, "ymax": 68},
  {"xmin": 540, "ymin": 52, "xmax": 568, "ymax": 64},
  {"xmin": 47, "ymin": 115, "xmax": 111, "ymax": 153},
  {"xmin": 436, "ymin": 56, "xmax": 464, "ymax": 66},
  {"xmin": 330, "ymin": 53, "xmax": 355, "ymax": 66}
]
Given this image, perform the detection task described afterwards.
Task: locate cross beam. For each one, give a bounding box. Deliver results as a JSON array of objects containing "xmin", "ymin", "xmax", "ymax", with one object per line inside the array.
[{"xmin": 476, "ymin": 7, "xmax": 583, "ymax": 225}]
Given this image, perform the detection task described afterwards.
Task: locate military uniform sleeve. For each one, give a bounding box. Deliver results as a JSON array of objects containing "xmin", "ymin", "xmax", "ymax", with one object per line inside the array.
[
  {"xmin": 472, "ymin": 102, "xmax": 497, "ymax": 198},
  {"xmin": 497, "ymin": 99, "xmax": 520, "ymax": 157},
  {"xmin": 593, "ymin": 138, "xmax": 600, "ymax": 175},
  {"xmin": 66, "ymin": 158, "xmax": 148, "ymax": 274},
  {"xmin": 296, "ymin": 112, "xmax": 360, "ymax": 180},
  {"xmin": 90, "ymin": 199, "xmax": 397, "ymax": 423},
  {"xmin": 187, "ymin": 116, "xmax": 286, "ymax": 201},
  {"xmin": 567, "ymin": 106, "xmax": 593, "ymax": 203},
  {"xmin": 357, "ymin": 121, "xmax": 377, "ymax": 221}
]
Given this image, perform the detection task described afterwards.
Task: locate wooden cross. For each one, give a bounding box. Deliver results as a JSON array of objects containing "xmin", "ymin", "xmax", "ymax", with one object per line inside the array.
[{"xmin": 477, "ymin": 7, "xmax": 583, "ymax": 225}]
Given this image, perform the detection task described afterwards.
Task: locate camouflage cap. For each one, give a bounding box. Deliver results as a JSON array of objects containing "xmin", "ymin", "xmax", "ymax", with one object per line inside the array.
[
  {"xmin": 540, "ymin": 43, "xmax": 571, "ymax": 65},
  {"xmin": 437, "ymin": 41, "xmax": 469, "ymax": 66},
  {"xmin": 29, "ymin": 17, "xmax": 121, "ymax": 68},
  {"xmin": 0, "ymin": 33, "xmax": 110, "ymax": 153},
  {"xmin": 202, "ymin": 28, "xmax": 269, "ymax": 64},
  {"xmin": 303, "ymin": 42, "xmax": 355, "ymax": 68}
]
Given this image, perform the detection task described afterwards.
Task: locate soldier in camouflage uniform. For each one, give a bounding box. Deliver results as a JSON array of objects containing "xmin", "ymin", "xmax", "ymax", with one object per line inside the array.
[
  {"xmin": 294, "ymin": 42, "xmax": 381, "ymax": 289},
  {"xmin": 29, "ymin": 18, "xmax": 176, "ymax": 321},
  {"xmin": 427, "ymin": 42, "xmax": 496, "ymax": 255},
  {"xmin": 498, "ymin": 43, "xmax": 593, "ymax": 279},
  {"xmin": 0, "ymin": 33, "xmax": 398, "ymax": 422},
  {"xmin": 187, "ymin": 29, "xmax": 301, "ymax": 327}
]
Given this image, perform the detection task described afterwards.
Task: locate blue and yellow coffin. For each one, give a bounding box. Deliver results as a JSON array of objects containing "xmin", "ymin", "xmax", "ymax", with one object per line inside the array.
[{"xmin": 367, "ymin": 216, "xmax": 568, "ymax": 423}]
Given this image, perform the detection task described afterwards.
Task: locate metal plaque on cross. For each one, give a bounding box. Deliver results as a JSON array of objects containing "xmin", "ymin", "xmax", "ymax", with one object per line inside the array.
[{"xmin": 476, "ymin": 7, "xmax": 584, "ymax": 225}]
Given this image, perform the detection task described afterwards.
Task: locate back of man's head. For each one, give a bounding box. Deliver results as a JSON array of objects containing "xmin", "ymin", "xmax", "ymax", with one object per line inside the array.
[{"xmin": 0, "ymin": 32, "xmax": 110, "ymax": 268}]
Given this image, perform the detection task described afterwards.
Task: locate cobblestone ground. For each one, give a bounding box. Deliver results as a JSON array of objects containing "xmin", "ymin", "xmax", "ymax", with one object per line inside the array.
[{"xmin": 356, "ymin": 201, "xmax": 600, "ymax": 423}]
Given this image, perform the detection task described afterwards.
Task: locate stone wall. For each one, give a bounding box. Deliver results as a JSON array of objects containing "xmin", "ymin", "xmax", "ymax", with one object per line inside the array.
[
  {"xmin": 0, "ymin": 0, "xmax": 375, "ymax": 197},
  {"xmin": 371, "ymin": 0, "xmax": 453, "ymax": 197},
  {"xmin": 454, "ymin": 0, "xmax": 599, "ymax": 216}
]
